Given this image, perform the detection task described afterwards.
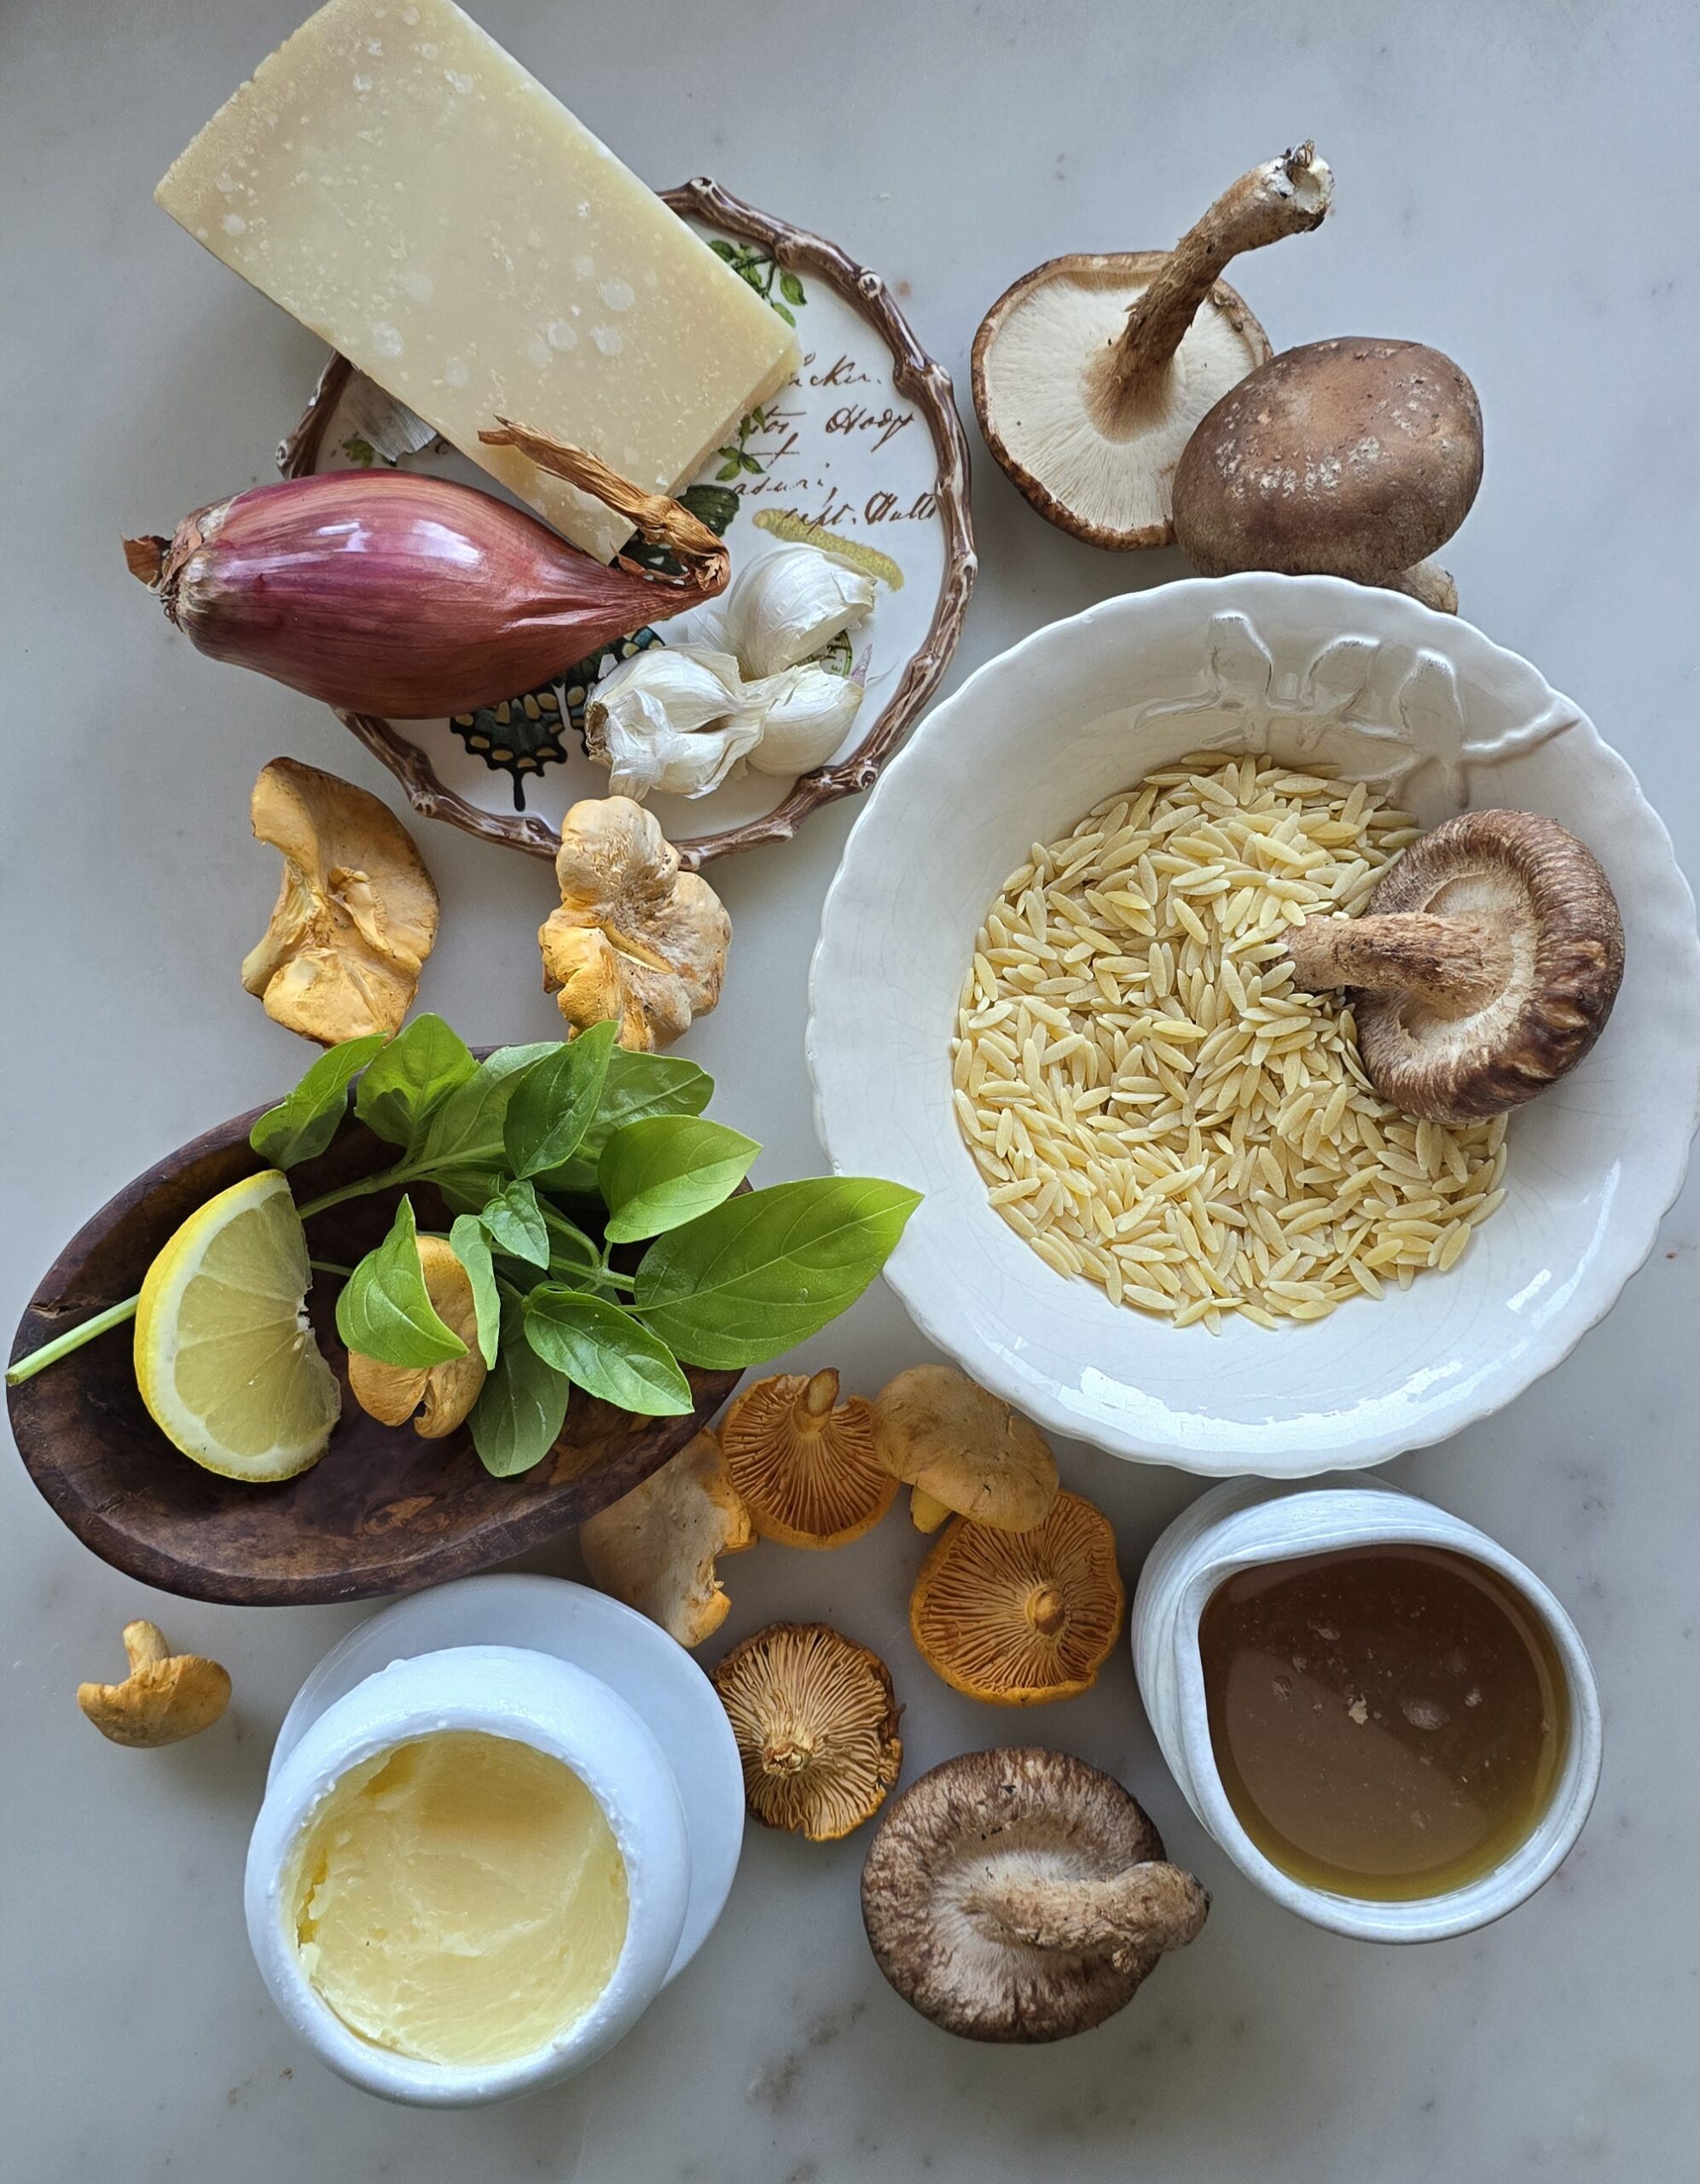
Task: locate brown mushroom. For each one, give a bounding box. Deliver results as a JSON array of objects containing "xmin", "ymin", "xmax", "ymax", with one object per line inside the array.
[
  {"xmin": 720, "ymin": 1369, "xmax": 896, "ymax": 1548},
  {"xmin": 77, "ymin": 1621, "xmax": 231, "ymax": 1747},
  {"xmin": 1284, "ymin": 810, "xmax": 1624, "ymax": 1123},
  {"xmin": 1172, "ymin": 337, "xmax": 1482, "ymax": 608},
  {"xmin": 579, "ymin": 1430, "xmax": 756, "ymax": 1648},
  {"xmin": 711, "ymin": 1622, "xmax": 902, "ymax": 1840},
  {"xmin": 972, "ymin": 145, "xmax": 1332, "ymax": 549},
  {"xmin": 241, "ymin": 757, "xmax": 439, "ymax": 1044},
  {"xmin": 873, "ymin": 1364, "xmax": 1058, "ymax": 1534},
  {"xmin": 346, "ymin": 1234, "xmax": 486, "ymax": 1437},
  {"xmin": 910, "ymin": 1492, "xmax": 1125, "ymax": 1705},
  {"xmin": 861, "ymin": 1748, "xmax": 1209, "ymax": 2042},
  {"xmin": 539, "ymin": 795, "xmax": 730, "ymax": 1051}
]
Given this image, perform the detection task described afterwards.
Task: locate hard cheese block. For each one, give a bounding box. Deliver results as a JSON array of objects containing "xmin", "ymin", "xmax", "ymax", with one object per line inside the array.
[{"xmin": 156, "ymin": 0, "xmax": 798, "ymax": 563}]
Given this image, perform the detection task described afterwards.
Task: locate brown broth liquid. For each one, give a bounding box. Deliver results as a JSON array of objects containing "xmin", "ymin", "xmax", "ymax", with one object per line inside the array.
[{"xmin": 1199, "ymin": 1545, "xmax": 1568, "ymax": 1900}]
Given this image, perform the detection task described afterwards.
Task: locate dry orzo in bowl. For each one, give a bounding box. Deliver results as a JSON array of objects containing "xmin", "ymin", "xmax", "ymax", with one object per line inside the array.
[
  {"xmin": 952, "ymin": 753, "xmax": 1507, "ymax": 1332},
  {"xmin": 808, "ymin": 578, "xmax": 1700, "ymax": 1474}
]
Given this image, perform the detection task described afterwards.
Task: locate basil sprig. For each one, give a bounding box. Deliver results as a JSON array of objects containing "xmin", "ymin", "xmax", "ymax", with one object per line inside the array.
[{"xmin": 239, "ymin": 1019, "xmax": 921, "ymax": 1478}]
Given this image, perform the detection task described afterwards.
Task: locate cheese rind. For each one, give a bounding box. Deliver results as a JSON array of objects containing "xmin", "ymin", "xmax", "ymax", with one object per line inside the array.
[{"xmin": 157, "ymin": 0, "xmax": 798, "ymax": 561}]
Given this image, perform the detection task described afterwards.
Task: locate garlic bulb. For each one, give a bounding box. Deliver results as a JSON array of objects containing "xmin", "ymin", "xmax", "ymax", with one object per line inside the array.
[
  {"xmin": 583, "ymin": 647, "xmax": 764, "ymax": 800},
  {"xmin": 717, "ymin": 544, "xmax": 877, "ymax": 677},
  {"xmin": 745, "ymin": 665, "xmax": 866, "ymax": 777}
]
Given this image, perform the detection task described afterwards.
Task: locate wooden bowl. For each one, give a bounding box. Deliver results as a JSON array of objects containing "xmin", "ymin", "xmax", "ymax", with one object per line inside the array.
[{"xmin": 7, "ymin": 1101, "xmax": 741, "ymax": 1606}]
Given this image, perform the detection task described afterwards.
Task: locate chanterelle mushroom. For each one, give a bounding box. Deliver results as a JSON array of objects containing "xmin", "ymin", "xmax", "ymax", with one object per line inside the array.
[
  {"xmin": 346, "ymin": 1234, "xmax": 486, "ymax": 1438},
  {"xmin": 77, "ymin": 1620, "xmax": 231, "ymax": 1748},
  {"xmin": 711, "ymin": 1622, "xmax": 902, "ymax": 1840},
  {"xmin": 972, "ymin": 145, "xmax": 1332, "ymax": 549},
  {"xmin": 1285, "ymin": 809, "xmax": 1624, "ymax": 1123},
  {"xmin": 579, "ymin": 1430, "xmax": 755, "ymax": 1648},
  {"xmin": 720, "ymin": 1369, "xmax": 896, "ymax": 1548},
  {"xmin": 241, "ymin": 758, "xmax": 439, "ymax": 1044},
  {"xmin": 1172, "ymin": 337, "xmax": 1482, "ymax": 607},
  {"xmin": 873, "ymin": 1364, "xmax": 1058, "ymax": 1535},
  {"xmin": 539, "ymin": 796, "xmax": 731, "ymax": 1051},
  {"xmin": 910, "ymin": 1492, "xmax": 1124, "ymax": 1705},
  {"xmin": 862, "ymin": 1748, "xmax": 1209, "ymax": 2042}
]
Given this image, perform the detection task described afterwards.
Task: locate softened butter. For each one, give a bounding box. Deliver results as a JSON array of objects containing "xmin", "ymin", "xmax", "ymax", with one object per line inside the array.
[{"xmin": 289, "ymin": 1730, "xmax": 628, "ymax": 2067}]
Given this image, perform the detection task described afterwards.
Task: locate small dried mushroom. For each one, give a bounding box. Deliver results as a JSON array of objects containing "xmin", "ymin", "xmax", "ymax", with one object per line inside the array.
[
  {"xmin": 720, "ymin": 1369, "xmax": 896, "ymax": 1548},
  {"xmin": 77, "ymin": 1621, "xmax": 231, "ymax": 1748},
  {"xmin": 711, "ymin": 1621, "xmax": 903, "ymax": 1840},
  {"xmin": 1172, "ymin": 337, "xmax": 1482, "ymax": 608},
  {"xmin": 873, "ymin": 1364, "xmax": 1058, "ymax": 1534},
  {"xmin": 910, "ymin": 1492, "xmax": 1124, "ymax": 1704},
  {"xmin": 972, "ymin": 145, "xmax": 1332, "ymax": 549},
  {"xmin": 538, "ymin": 795, "xmax": 731, "ymax": 1050},
  {"xmin": 579, "ymin": 1430, "xmax": 756, "ymax": 1648},
  {"xmin": 1285, "ymin": 810, "xmax": 1624, "ymax": 1123},
  {"xmin": 861, "ymin": 1748, "xmax": 1209, "ymax": 2042},
  {"xmin": 346, "ymin": 1234, "xmax": 486, "ymax": 1437},
  {"xmin": 241, "ymin": 758, "xmax": 439, "ymax": 1044}
]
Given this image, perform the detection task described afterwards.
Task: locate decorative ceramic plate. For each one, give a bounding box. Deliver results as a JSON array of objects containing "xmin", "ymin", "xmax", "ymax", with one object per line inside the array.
[
  {"xmin": 278, "ymin": 177, "xmax": 975, "ymax": 868},
  {"xmin": 808, "ymin": 576, "xmax": 1700, "ymax": 1477}
]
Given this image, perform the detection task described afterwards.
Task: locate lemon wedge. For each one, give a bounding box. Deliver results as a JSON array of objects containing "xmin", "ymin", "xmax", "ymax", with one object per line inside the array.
[{"xmin": 134, "ymin": 1169, "xmax": 340, "ymax": 1480}]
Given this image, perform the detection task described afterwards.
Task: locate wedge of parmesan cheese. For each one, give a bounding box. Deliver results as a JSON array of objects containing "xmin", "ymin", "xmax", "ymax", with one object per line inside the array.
[{"xmin": 156, "ymin": 0, "xmax": 798, "ymax": 562}]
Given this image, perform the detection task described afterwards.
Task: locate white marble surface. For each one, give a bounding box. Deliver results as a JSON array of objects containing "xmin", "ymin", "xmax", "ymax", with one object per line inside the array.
[{"xmin": 3, "ymin": 2, "xmax": 1696, "ymax": 2176}]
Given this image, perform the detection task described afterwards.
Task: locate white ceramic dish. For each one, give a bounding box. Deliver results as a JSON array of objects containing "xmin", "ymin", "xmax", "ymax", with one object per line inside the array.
[
  {"xmin": 808, "ymin": 576, "xmax": 1700, "ymax": 1475},
  {"xmin": 1130, "ymin": 1477, "xmax": 1603, "ymax": 1942},
  {"xmin": 269, "ymin": 1574, "xmax": 745, "ymax": 1984},
  {"xmin": 250, "ymin": 1577, "xmax": 746, "ymax": 2106}
]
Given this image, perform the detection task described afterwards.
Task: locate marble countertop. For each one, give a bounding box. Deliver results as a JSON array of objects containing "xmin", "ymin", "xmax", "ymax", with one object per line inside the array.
[{"xmin": 4, "ymin": 2, "xmax": 1696, "ymax": 2176}]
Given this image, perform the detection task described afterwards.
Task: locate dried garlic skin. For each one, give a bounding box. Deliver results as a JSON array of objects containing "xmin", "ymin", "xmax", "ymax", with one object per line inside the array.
[
  {"xmin": 346, "ymin": 1236, "xmax": 486, "ymax": 1439},
  {"xmin": 580, "ymin": 1430, "xmax": 756, "ymax": 1647},
  {"xmin": 241, "ymin": 758, "xmax": 438, "ymax": 1045},
  {"xmin": 539, "ymin": 797, "xmax": 730, "ymax": 1051}
]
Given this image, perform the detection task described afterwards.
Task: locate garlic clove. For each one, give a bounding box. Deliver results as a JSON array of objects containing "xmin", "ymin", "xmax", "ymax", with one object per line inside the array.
[
  {"xmin": 719, "ymin": 544, "xmax": 877, "ymax": 677},
  {"xmin": 745, "ymin": 664, "xmax": 866, "ymax": 777},
  {"xmin": 583, "ymin": 645, "xmax": 765, "ymax": 800}
]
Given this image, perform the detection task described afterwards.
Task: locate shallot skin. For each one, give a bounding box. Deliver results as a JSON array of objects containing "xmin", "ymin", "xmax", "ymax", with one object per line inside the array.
[{"xmin": 127, "ymin": 469, "xmax": 717, "ymax": 719}]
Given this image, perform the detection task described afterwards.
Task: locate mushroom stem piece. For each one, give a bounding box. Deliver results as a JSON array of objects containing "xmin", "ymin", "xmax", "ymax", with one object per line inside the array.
[
  {"xmin": 1284, "ymin": 809, "xmax": 1624, "ymax": 1124},
  {"xmin": 77, "ymin": 1621, "xmax": 232, "ymax": 1747},
  {"xmin": 1287, "ymin": 911, "xmax": 1513, "ymax": 1017},
  {"xmin": 963, "ymin": 1863, "xmax": 1212, "ymax": 1975},
  {"xmin": 1099, "ymin": 143, "xmax": 1333, "ymax": 414},
  {"xmin": 861, "ymin": 1748, "xmax": 1209, "ymax": 2042}
]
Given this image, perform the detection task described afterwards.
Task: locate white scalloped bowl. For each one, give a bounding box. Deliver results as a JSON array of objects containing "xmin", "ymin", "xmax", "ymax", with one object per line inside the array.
[{"xmin": 807, "ymin": 577, "xmax": 1700, "ymax": 1476}]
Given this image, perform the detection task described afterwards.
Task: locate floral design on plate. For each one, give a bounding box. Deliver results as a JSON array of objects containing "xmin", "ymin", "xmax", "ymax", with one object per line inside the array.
[{"xmin": 276, "ymin": 179, "xmax": 975, "ymax": 868}]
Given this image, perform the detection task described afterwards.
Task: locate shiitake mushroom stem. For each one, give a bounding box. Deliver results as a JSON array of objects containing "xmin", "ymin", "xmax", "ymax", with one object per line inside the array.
[
  {"xmin": 1094, "ymin": 143, "xmax": 1332, "ymax": 420},
  {"xmin": 1287, "ymin": 912, "xmax": 1515, "ymax": 1018},
  {"xmin": 962, "ymin": 1862, "xmax": 1211, "ymax": 1973}
]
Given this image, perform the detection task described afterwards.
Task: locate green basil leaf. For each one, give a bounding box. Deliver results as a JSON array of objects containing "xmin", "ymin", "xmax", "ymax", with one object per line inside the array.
[
  {"xmin": 408, "ymin": 1045, "xmax": 554, "ymax": 1207},
  {"xmin": 249, "ymin": 1035, "xmax": 387, "ymax": 1167},
  {"xmin": 478, "ymin": 1178, "xmax": 549, "ymax": 1268},
  {"xmin": 334, "ymin": 1198, "xmax": 467, "ymax": 1368},
  {"xmin": 599, "ymin": 1117, "xmax": 760, "ymax": 1243},
  {"xmin": 522, "ymin": 1288, "xmax": 693, "ymax": 1416},
  {"xmin": 354, "ymin": 1014, "xmax": 477, "ymax": 1147},
  {"xmin": 468, "ymin": 1293, "xmax": 571, "ymax": 1477},
  {"xmin": 632, "ymin": 1177, "xmax": 921, "ymax": 1368},
  {"xmin": 536, "ymin": 1050, "xmax": 714, "ymax": 1197},
  {"xmin": 449, "ymin": 1215, "xmax": 502, "ymax": 1369},
  {"xmin": 502, "ymin": 1020, "xmax": 619, "ymax": 1179}
]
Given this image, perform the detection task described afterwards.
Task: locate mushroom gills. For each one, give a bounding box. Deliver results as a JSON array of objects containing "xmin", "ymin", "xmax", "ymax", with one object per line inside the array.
[
  {"xmin": 860, "ymin": 1748, "xmax": 1209, "ymax": 2042},
  {"xmin": 1285, "ymin": 809, "xmax": 1623, "ymax": 1124}
]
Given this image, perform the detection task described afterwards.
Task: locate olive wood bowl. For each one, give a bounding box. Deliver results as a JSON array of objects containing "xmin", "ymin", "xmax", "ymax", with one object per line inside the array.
[{"xmin": 6, "ymin": 1099, "xmax": 742, "ymax": 1606}]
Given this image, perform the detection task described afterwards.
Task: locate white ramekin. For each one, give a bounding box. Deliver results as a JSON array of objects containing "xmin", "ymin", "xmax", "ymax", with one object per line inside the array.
[
  {"xmin": 245, "ymin": 1644, "xmax": 690, "ymax": 2106},
  {"xmin": 1131, "ymin": 1478, "xmax": 1603, "ymax": 1943}
]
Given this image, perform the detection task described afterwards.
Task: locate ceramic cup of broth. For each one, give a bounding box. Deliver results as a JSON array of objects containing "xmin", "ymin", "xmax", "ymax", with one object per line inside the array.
[{"xmin": 1132, "ymin": 1478, "xmax": 1602, "ymax": 1942}]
